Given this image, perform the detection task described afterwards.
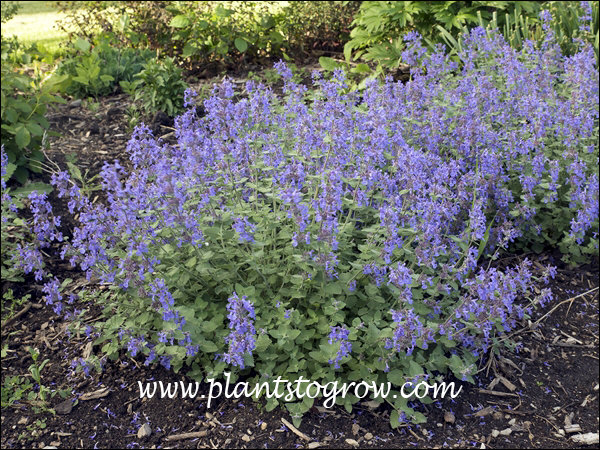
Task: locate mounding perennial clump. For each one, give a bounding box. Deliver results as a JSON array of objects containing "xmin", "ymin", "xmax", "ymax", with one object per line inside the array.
[{"xmin": 3, "ymin": 23, "xmax": 598, "ymax": 427}]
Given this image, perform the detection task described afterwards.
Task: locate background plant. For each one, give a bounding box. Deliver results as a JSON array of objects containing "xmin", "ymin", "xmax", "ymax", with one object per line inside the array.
[
  {"xmin": 0, "ymin": 67, "xmax": 64, "ymax": 184},
  {"xmin": 344, "ymin": 1, "xmax": 542, "ymax": 71},
  {"xmin": 0, "ymin": 346, "xmax": 64, "ymax": 415},
  {"xmin": 55, "ymin": 1, "xmax": 171, "ymax": 48},
  {"xmin": 343, "ymin": 1, "xmax": 599, "ymax": 74},
  {"xmin": 543, "ymin": 1, "xmax": 598, "ymax": 59},
  {"xmin": 27, "ymin": 347, "xmax": 52, "ymax": 406},
  {"xmin": 55, "ymin": 1, "xmax": 359, "ymax": 69},
  {"xmin": 56, "ymin": 34, "xmax": 154, "ymax": 99},
  {"xmin": 123, "ymin": 56, "xmax": 188, "ymax": 117},
  {"xmin": 1, "ymin": 290, "xmax": 31, "ymax": 322},
  {"xmin": 436, "ymin": 1, "xmax": 599, "ymax": 65},
  {"xmin": 1, "ymin": 374, "xmax": 34, "ymax": 408},
  {"xmin": 168, "ymin": 1, "xmax": 360, "ymax": 66},
  {"xmin": 281, "ymin": 1, "xmax": 359, "ymax": 55},
  {"xmin": 0, "ymin": 1, "xmax": 20, "ymax": 24},
  {"xmin": 2, "ymin": 1, "xmax": 71, "ymax": 57},
  {"xmin": 1, "ymin": 2, "xmax": 25, "ymax": 67},
  {"xmin": 1, "ymin": 18, "xmax": 66, "ymax": 183}
]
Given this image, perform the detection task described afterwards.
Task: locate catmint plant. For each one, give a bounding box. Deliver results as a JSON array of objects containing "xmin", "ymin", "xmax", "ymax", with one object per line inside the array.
[{"xmin": 26, "ymin": 19, "xmax": 599, "ymax": 428}]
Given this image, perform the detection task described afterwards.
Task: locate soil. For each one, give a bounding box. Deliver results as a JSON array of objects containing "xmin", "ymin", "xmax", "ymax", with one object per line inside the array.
[{"xmin": 1, "ymin": 69, "xmax": 599, "ymax": 449}]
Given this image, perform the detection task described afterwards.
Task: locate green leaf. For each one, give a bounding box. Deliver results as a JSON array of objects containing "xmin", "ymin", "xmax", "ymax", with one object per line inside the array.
[
  {"xmin": 13, "ymin": 166, "xmax": 28, "ymax": 185},
  {"xmin": 15, "ymin": 125, "xmax": 30, "ymax": 149},
  {"xmin": 449, "ymin": 235, "xmax": 469, "ymax": 252},
  {"xmin": 73, "ymin": 38, "xmax": 91, "ymax": 53},
  {"xmin": 66, "ymin": 161, "xmax": 83, "ymax": 183},
  {"xmin": 344, "ymin": 42, "xmax": 353, "ymax": 62},
  {"xmin": 387, "ymin": 369, "xmax": 405, "ymax": 386},
  {"xmin": 407, "ymin": 360, "xmax": 423, "ymax": 377},
  {"xmin": 350, "ymin": 63, "xmax": 372, "ymax": 74},
  {"xmin": 265, "ymin": 396, "xmax": 279, "ymax": 411},
  {"xmin": 255, "ymin": 334, "xmax": 271, "ymax": 352},
  {"xmin": 5, "ymin": 108, "xmax": 17, "ymax": 123},
  {"xmin": 319, "ymin": 56, "xmax": 342, "ymax": 72},
  {"xmin": 25, "ymin": 121, "xmax": 44, "ymax": 137},
  {"xmin": 182, "ymin": 41, "xmax": 197, "ymax": 58},
  {"xmin": 412, "ymin": 411, "xmax": 427, "ymax": 424},
  {"xmin": 202, "ymin": 318, "xmax": 220, "ymax": 333},
  {"xmin": 199, "ymin": 339, "xmax": 218, "ymax": 352},
  {"xmin": 308, "ymin": 350, "xmax": 327, "ymax": 363},
  {"xmin": 169, "ymin": 15, "xmax": 190, "ymax": 28},
  {"xmin": 2, "ymin": 162, "xmax": 17, "ymax": 181},
  {"xmin": 324, "ymin": 282, "xmax": 342, "ymax": 295},
  {"xmin": 215, "ymin": 6, "xmax": 234, "ymax": 18},
  {"xmin": 13, "ymin": 100, "xmax": 33, "ymax": 114},
  {"xmin": 234, "ymin": 37, "xmax": 248, "ymax": 53},
  {"xmin": 185, "ymin": 256, "xmax": 197, "ymax": 268}
]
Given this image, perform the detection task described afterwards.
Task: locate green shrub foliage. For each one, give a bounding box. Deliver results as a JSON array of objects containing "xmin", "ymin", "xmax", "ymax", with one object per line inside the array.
[
  {"xmin": 55, "ymin": 1, "xmax": 359, "ymax": 67},
  {"xmin": 345, "ymin": 1, "xmax": 598, "ymax": 70},
  {"xmin": 127, "ymin": 56, "xmax": 188, "ymax": 117},
  {"xmin": 56, "ymin": 35, "xmax": 154, "ymax": 99},
  {"xmin": 1, "ymin": 46, "xmax": 65, "ymax": 183}
]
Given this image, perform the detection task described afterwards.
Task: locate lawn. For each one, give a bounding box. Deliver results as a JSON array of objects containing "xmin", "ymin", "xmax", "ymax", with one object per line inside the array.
[{"xmin": 2, "ymin": 1, "xmax": 70, "ymax": 53}]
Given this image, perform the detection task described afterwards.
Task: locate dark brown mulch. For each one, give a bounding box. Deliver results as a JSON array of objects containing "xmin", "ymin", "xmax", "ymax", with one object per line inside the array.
[{"xmin": 1, "ymin": 73, "xmax": 599, "ymax": 449}]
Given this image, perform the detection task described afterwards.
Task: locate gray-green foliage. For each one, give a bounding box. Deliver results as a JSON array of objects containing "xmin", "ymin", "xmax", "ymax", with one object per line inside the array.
[{"xmin": 60, "ymin": 31, "xmax": 597, "ymax": 428}]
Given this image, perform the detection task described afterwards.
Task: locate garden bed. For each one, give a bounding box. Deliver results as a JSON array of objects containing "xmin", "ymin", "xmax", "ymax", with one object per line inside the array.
[
  {"xmin": 1, "ymin": 76, "xmax": 598, "ymax": 449},
  {"xmin": 1, "ymin": 251, "xmax": 597, "ymax": 449},
  {"xmin": 2, "ymin": 3, "xmax": 599, "ymax": 448}
]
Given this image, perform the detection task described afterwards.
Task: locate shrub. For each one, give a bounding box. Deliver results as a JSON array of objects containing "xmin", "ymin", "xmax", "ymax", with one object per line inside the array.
[
  {"xmin": 269, "ymin": 1, "xmax": 360, "ymax": 55},
  {"xmin": 345, "ymin": 1, "xmax": 543, "ymax": 70},
  {"xmin": 55, "ymin": 1, "xmax": 176, "ymax": 52},
  {"xmin": 54, "ymin": 1, "xmax": 129, "ymax": 42},
  {"xmin": 56, "ymin": 34, "xmax": 154, "ymax": 99},
  {"xmin": 1, "ymin": 47, "xmax": 66, "ymax": 183},
  {"xmin": 55, "ymin": 1, "xmax": 359, "ymax": 68},
  {"xmin": 29, "ymin": 29, "xmax": 599, "ymax": 427},
  {"xmin": 1, "ymin": 1, "xmax": 20, "ymax": 24},
  {"xmin": 346, "ymin": 1, "xmax": 599, "ymax": 72},
  {"xmin": 436, "ymin": 1, "xmax": 599, "ymax": 65},
  {"xmin": 165, "ymin": 2, "xmax": 284, "ymax": 65},
  {"xmin": 1, "ymin": 3, "xmax": 66, "ymax": 184},
  {"xmin": 168, "ymin": 1, "xmax": 358, "ymax": 65},
  {"xmin": 123, "ymin": 56, "xmax": 188, "ymax": 117}
]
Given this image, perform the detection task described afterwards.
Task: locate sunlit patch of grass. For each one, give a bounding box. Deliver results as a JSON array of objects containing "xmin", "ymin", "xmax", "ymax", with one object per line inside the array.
[{"xmin": 2, "ymin": 1, "xmax": 70, "ymax": 54}]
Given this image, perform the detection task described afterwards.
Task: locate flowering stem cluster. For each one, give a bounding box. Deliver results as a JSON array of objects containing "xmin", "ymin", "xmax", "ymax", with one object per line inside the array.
[{"xmin": 2, "ymin": 17, "xmax": 597, "ymax": 426}]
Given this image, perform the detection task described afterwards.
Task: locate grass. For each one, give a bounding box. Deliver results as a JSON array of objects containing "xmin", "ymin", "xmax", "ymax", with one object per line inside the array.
[{"xmin": 2, "ymin": 1, "xmax": 71, "ymax": 54}]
